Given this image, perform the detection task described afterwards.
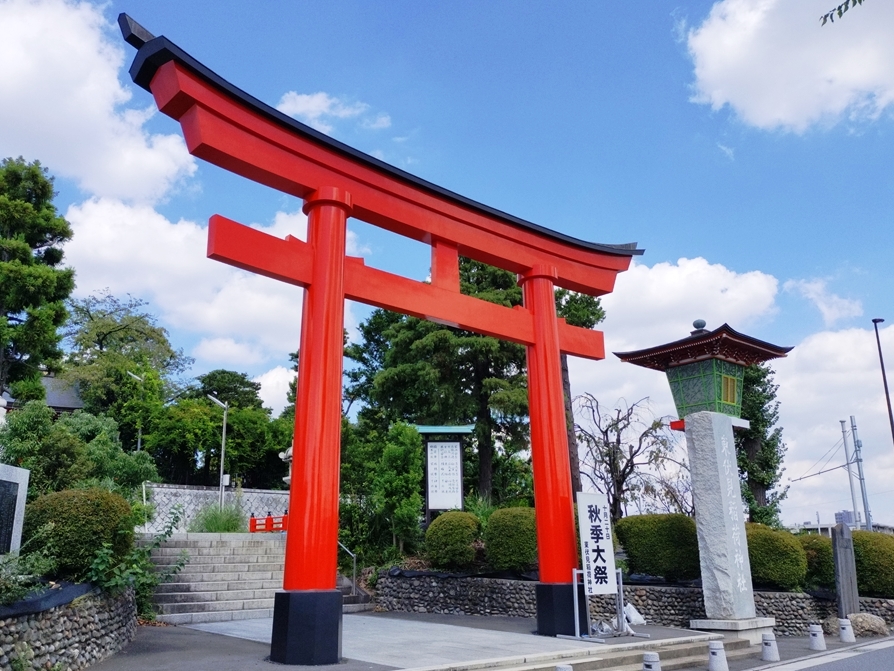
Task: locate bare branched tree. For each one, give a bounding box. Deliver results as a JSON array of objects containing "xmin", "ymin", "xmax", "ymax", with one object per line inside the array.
[
  {"xmin": 639, "ymin": 459, "xmax": 694, "ymax": 517},
  {"xmin": 576, "ymin": 395, "xmax": 679, "ymax": 523}
]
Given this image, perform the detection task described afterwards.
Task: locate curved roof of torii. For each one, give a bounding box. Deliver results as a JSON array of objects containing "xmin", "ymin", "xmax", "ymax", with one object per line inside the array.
[
  {"xmin": 119, "ymin": 14, "xmax": 642, "ymax": 260},
  {"xmin": 614, "ymin": 323, "xmax": 793, "ymax": 371}
]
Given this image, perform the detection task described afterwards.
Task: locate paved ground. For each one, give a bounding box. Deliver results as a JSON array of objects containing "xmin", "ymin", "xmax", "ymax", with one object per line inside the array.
[{"xmin": 90, "ymin": 611, "xmax": 893, "ymax": 671}]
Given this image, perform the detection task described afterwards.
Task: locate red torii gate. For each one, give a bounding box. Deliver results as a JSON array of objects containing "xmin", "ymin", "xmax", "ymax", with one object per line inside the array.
[{"xmin": 120, "ymin": 15, "xmax": 642, "ymax": 664}]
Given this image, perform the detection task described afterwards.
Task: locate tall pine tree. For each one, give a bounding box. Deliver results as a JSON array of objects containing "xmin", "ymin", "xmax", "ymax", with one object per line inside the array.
[
  {"xmin": 735, "ymin": 363, "xmax": 788, "ymax": 526},
  {"xmin": 0, "ymin": 157, "xmax": 74, "ymax": 400}
]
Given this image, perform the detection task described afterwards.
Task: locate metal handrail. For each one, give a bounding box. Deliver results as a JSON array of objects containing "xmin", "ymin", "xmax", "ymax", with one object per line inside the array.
[{"xmin": 337, "ymin": 541, "xmax": 357, "ymax": 596}]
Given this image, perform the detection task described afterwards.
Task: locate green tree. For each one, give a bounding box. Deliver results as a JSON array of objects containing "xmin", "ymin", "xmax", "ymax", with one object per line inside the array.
[
  {"xmin": 62, "ymin": 291, "xmax": 192, "ymax": 448},
  {"xmin": 0, "ymin": 401, "xmax": 157, "ymax": 500},
  {"xmin": 187, "ymin": 369, "xmax": 265, "ymax": 410},
  {"xmin": 0, "ymin": 157, "xmax": 74, "ymax": 399},
  {"xmin": 345, "ymin": 259, "xmax": 530, "ymax": 503},
  {"xmin": 372, "ymin": 422, "xmax": 424, "ymax": 553},
  {"xmin": 736, "ymin": 363, "xmax": 788, "ymax": 526},
  {"xmin": 145, "ymin": 398, "xmax": 216, "ymax": 485}
]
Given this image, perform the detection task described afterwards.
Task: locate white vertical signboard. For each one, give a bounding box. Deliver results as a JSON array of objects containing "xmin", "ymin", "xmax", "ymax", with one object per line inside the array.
[
  {"xmin": 576, "ymin": 491, "xmax": 617, "ymax": 596},
  {"xmin": 426, "ymin": 441, "xmax": 463, "ymax": 510}
]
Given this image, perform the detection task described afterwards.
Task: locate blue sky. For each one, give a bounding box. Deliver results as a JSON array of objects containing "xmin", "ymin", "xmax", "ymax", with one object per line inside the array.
[{"xmin": 1, "ymin": 0, "xmax": 893, "ymax": 526}]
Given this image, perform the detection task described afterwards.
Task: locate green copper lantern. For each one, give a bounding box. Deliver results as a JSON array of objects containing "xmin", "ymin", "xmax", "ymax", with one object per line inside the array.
[{"xmin": 615, "ymin": 320, "xmax": 792, "ymax": 420}]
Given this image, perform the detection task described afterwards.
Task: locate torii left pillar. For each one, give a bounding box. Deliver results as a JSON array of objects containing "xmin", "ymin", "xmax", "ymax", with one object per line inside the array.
[{"xmin": 271, "ymin": 187, "xmax": 351, "ymax": 665}]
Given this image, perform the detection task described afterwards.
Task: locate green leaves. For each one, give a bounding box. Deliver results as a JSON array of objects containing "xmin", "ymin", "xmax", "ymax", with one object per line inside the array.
[
  {"xmin": 0, "ymin": 157, "xmax": 73, "ymax": 396},
  {"xmin": 821, "ymin": 0, "xmax": 865, "ymax": 26}
]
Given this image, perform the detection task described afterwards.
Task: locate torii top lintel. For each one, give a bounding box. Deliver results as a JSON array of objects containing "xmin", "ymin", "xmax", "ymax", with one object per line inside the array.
[{"xmin": 119, "ymin": 15, "xmax": 642, "ymax": 359}]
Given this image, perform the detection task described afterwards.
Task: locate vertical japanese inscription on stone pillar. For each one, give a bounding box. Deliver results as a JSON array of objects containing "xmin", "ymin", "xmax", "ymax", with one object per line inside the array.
[{"xmin": 686, "ymin": 411, "xmax": 756, "ymax": 620}]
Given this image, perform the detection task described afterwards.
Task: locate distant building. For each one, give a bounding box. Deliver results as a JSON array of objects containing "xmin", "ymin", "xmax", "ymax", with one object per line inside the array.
[
  {"xmin": 1, "ymin": 374, "xmax": 84, "ymax": 418},
  {"xmin": 834, "ymin": 510, "xmax": 862, "ymax": 527}
]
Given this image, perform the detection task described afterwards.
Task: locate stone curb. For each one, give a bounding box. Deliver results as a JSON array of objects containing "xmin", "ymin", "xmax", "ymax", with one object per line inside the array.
[{"xmin": 401, "ymin": 632, "xmax": 723, "ymax": 671}]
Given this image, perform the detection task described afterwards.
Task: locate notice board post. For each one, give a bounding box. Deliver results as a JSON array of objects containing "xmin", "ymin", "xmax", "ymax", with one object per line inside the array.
[{"xmin": 416, "ymin": 425, "xmax": 474, "ymax": 524}]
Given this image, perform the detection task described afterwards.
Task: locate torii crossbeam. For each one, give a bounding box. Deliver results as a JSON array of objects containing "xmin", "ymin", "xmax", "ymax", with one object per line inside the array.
[{"xmin": 119, "ymin": 14, "xmax": 642, "ymax": 664}]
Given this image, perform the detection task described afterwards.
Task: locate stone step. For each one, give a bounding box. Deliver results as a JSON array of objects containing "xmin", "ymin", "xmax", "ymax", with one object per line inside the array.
[
  {"xmin": 163, "ymin": 570, "xmax": 281, "ymax": 583},
  {"xmin": 156, "ymin": 558, "xmax": 285, "ymax": 571},
  {"xmin": 154, "ymin": 588, "xmax": 278, "ymax": 604},
  {"xmin": 151, "ymin": 546, "xmax": 285, "ymax": 557},
  {"xmin": 155, "ymin": 608, "xmax": 274, "ymax": 625},
  {"xmin": 156, "ymin": 579, "xmax": 282, "ymax": 593},
  {"xmin": 343, "ymin": 602, "xmax": 376, "ymax": 613},
  {"xmin": 156, "ymin": 597, "xmax": 275, "ymax": 615},
  {"xmin": 138, "ymin": 538, "xmax": 285, "ymax": 549}
]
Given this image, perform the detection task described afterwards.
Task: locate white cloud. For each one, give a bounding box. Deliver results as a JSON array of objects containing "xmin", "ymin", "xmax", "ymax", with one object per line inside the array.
[
  {"xmin": 569, "ymin": 256, "xmax": 894, "ymax": 525},
  {"xmin": 784, "ymin": 278, "xmax": 863, "ymax": 325},
  {"xmin": 64, "ymin": 198, "xmax": 309, "ymax": 364},
  {"xmin": 362, "ymin": 113, "xmax": 392, "ymax": 130},
  {"xmin": 774, "ymin": 326, "xmax": 894, "ymax": 526},
  {"xmin": 193, "ymin": 338, "xmax": 265, "ymax": 366},
  {"xmin": 277, "ymin": 92, "xmax": 369, "ymax": 134},
  {"xmin": 687, "ymin": 0, "xmax": 894, "ymax": 132},
  {"xmin": 0, "ymin": 0, "xmax": 195, "ymax": 201},
  {"xmin": 717, "ymin": 143, "xmax": 735, "ymax": 160},
  {"xmin": 570, "ymin": 256, "xmax": 779, "ymax": 422},
  {"xmin": 254, "ymin": 366, "xmax": 295, "ymax": 415}
]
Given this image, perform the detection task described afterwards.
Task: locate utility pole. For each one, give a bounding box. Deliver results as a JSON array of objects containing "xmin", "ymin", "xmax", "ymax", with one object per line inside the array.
[
  {"xmin": 840, "ymin": 420, "xmax": 861, "ymax": 529},
  {"xmin": 871, "ymin": 318, "xmax": 894, "ymax": 454},
  {"xmin": 850, "ymin": 415, "xmax": 873, "ymax": 532}
]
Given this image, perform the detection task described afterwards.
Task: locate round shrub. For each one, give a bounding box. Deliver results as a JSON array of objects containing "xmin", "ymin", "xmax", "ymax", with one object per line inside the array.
[
  {"xmin": 425, "ymin": 511, "xmax": 479, "ymax": 569},
  {"xmin": 484, "ymin": 507, "xmax": 537, "ymax": 571},
  {"xmin": 615, "ymin": 514, "xmax": 700, "ymax": 582},
  {"xmin": 853, "ymin": 530, "xmax": 894, "ymax": 597},
  {"xmin": 746, "ymin": 524, "xmax": 806, "ymax": 591},
  {"xmin": 798, "ymin": 534, "xmax": 835, "ymax": 589},
  {"xmin": 23, "ymin": 488, "xmax": 134, "ymax": 580}
]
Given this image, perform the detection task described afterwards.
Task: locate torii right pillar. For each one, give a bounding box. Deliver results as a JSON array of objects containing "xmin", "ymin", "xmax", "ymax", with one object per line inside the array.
[
  {"xmin": 616, "ymin": 320, "xmax": 793, "ymax": 644},
  {"xmin": 521, "ymin": 265, "xmax": 585, "ymax": 636}
]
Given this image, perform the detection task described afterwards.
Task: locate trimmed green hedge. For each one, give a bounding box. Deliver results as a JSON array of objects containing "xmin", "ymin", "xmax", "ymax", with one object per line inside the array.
[
  {"xmin": 23, "ymin": 488, "xmax": 134, "ymax": 580},
  {"xmin": 484, "ymin": 507, "xmax": 537, "ymax": 571},
  {"xmin": 798, "ymin": 534, "xmax": 834, "ymax": 589},
  {"xmin": 425, "ymin": 511, "xmax": 479, "ymax": 569},
  {"xmin": 615, "ymin": 514, "xmax": 700, "ymax": 582},
  {"xmin": 853, "ymin": 530, "xmax": 894, "ymax": 597},
  {"xmin": 746, "ymin": 524, "xmax": 806, "ymax": 591}
]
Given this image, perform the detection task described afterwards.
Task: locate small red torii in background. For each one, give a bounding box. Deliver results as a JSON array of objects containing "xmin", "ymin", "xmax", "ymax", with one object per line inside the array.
[{"xmin": 119, "ymin": 14, "xmax": 642, "ymax": 665}]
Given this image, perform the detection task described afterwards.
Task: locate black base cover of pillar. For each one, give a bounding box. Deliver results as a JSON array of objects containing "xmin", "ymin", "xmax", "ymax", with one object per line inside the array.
[
  {"xmin": 270, "ymin": 590, "xmax": 342, "ymax": 665},
  {"xmin": 536, "ymin": 583, "xmax": 588, "ymax": 637}
]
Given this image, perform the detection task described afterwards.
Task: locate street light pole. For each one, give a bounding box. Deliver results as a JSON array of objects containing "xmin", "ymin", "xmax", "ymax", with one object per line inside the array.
[
  {"xmin": 872, "ymin": 318, "xmax": 894, "ymax": 453},
  {"xmin": 207, "ymin": 394, "xmax": 229, "ymax": 511},
  {"xmin": 126, "ymin": 371, "xmax": 144, "ymax": 451}
]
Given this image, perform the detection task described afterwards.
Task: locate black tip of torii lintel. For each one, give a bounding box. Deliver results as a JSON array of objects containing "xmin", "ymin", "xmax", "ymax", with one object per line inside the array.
[{"xmin": 118, "ymin": 13, "xmax": 156, "ymax": 49}]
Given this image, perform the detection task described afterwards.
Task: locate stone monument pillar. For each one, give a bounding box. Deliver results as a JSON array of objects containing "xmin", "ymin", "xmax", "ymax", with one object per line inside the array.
[
  {"xmin": 615, "ymin": 321, "xmax": 792, "ymax": 644},
  {"xmin": 685, "ymin": 412, "xmax": 774, "ymax": 643},
  {"xmin": 832, "ymin": 523, "xmax": 860, "ymax": 618}
]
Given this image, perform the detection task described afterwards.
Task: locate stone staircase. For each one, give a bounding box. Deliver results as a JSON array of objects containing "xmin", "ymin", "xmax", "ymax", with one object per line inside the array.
[{"xmin": 142, "ymin": 533, "xmax": 372, "ymax": 625}]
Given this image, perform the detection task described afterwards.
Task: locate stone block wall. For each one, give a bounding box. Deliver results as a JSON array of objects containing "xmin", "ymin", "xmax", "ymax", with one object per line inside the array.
[
  {"xmin": 375, "ymin": 574, "xmax": 894, "ymax": 637},
  {"xmin": 0, "ymin": 588, "xmax": 136, "ymax": 671},
  {"xmin": 144, "ymin": 484, "xmax": 289, "ymax": 533}
]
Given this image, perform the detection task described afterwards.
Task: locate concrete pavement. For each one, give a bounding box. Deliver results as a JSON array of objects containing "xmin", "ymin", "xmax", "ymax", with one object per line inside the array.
[{"xmin": 90, "ymin": 610, "xmax": 894, "ymax": 671}]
